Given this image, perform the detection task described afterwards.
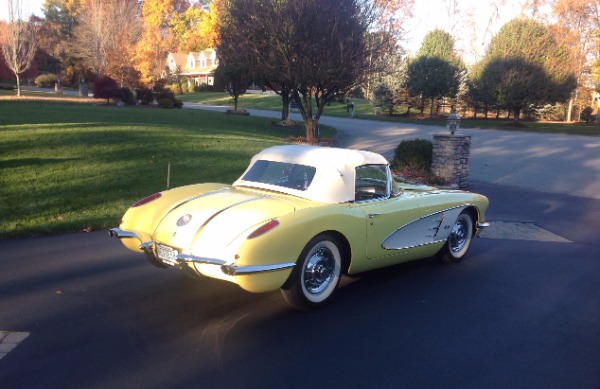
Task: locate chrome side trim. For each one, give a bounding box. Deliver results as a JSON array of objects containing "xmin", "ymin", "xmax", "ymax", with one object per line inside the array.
[
  {"xmin": 382, "ymin": 205, "xmax": 468, "ymax": 250},
  {"xmin": 478, "ymin": 222, "xmax": 490, "ymax": 229},
  {"xmin": 221, "ymin": 262, "xmax": 296, "ymax": 276}
]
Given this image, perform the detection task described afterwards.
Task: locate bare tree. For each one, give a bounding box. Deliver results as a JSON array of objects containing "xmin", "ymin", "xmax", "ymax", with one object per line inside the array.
[
  {"xmin": 0, "ymin": 0, "xmax": 37, "ymax": 96},
  {"xmin": 72, "ymin": 0, "xmax": 141, "ymax": 83}
]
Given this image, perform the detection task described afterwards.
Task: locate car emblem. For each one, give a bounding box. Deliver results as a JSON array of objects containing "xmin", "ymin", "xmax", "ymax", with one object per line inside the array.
[{"xmin": 177, "ymin": 214, "xmax": 192, "ymax": 226}]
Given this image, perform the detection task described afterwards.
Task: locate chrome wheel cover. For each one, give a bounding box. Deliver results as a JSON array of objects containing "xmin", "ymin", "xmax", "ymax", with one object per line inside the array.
[
  {"xmin": 300, "ymin": 241, "xmax": 341, "ymax": 303},
  {"xmin": 449, "ymin": 215, "xmax": 471, "ymax": 255}
]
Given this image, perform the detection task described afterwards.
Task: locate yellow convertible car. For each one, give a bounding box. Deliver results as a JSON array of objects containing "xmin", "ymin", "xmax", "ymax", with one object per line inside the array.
[{"xmin": 110, "ymin": 145, "xmax": 489, "ymax": 310}]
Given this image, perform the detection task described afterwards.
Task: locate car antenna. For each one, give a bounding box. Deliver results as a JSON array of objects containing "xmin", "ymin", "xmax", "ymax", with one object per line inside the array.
[{"xmin": 167, "ymin": 162, "xmax": 171, "ymax": 190}]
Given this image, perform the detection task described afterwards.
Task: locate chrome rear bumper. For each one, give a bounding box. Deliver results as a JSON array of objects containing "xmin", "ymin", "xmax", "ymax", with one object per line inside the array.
[
  {"xmin": 108, "ymin": 228, "xmax": 140, "ymax": 242},
  {"xmin": 176, "ymin": 253, "xmax": 295, "ymax": 276}
]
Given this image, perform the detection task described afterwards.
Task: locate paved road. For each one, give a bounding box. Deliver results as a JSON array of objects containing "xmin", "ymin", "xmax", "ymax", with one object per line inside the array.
[
  {"xmin": 1, "ymin": 101, "xmax": 599, "ymax": 388},
  {"xmin": 1, "ymin": 182, "xmax": 599, "ymax": 388},
  {"xmin": 185, "ymin": 103, "xmax": 600, "ymax": 200}
]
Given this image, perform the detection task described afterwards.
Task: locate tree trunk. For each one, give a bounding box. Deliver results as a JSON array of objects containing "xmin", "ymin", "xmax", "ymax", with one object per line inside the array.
[
  {"xmin": 429, "ymin": 96, "xmax": 435, "ymax": 118},
  {"xmin": 513, "ymin": 108, "xmax": 521, "ymax": 121},
  {"xmin": 233, "ymin": 94, "xmax": 239, "ymax": 111},
  {"xmin": 304, "ymin": 118, "xmax": 318, "ymax": 144},
  {"xmin": 281, "ymin": 93, "xmax": 290, "ymax": 121},
  {"xmin": 566, "ymin": 97, "xmax": 573, "ymax": 122},
  {"xmin": 16, "ymin": 73, "xmax": 21, "ymax": 97}
]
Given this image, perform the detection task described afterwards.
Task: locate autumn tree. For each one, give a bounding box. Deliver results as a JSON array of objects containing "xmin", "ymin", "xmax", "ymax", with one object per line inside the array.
[
  {"xmin": 220, "ymin": 0, "xmax": 378, "ymax": 143},
  {"xmin": 169, "ymin": 5, "xmax": 209, "ymax": 52},
  {"xmin": 135, "ymin": 0, "xmax": 188, "ymax": 86},
  {"xmin": 200, "ymin": 0, "xmax": 227, "ymax": 48},
  {"xmin": 527, "ymin": 0, "xmax": 600, "ymax": 121},
  {"xmin": 71, "ymin": 0, "xmax": 140, "ymax": 87},
  {"xmin": 0, "ymin": 0, "xmax": 37, "ymax": 96}
]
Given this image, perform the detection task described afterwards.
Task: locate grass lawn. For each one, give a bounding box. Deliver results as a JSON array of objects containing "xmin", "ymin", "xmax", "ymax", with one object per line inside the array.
[
  {"xmin": 0, "ymin": 98, "xmax": 333, "ymax": 239},
  {"xmin": 180, "ymin": 91, "xmax": 600, "ymax": 136}
]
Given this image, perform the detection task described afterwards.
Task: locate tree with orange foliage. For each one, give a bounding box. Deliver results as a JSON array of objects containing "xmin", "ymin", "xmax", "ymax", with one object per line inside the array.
[
  {"xmin": 199, "ymin": 0, "xmax": 228, "ymax": 48},
  {"xmin": 135, "ymin": 0, "xmax": 188, "ymax": 86},
  {"xmin": 169, "ymin": 5, "xmax": 209, "ymax": 52},
  {"xmin": 72, "ymin": 0, "xmax": 140, "ymax": 87}
]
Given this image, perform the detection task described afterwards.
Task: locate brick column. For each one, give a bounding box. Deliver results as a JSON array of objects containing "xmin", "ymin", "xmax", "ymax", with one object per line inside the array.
[{"xmin": 431, "ymin": 134, "xmax": 471, "ymax": 188}]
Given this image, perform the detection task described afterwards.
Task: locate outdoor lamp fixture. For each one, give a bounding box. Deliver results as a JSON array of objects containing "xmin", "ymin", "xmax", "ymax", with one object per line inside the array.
[{"xmin": 447, "ymin": 112, "xmax": 461, "ymax": 135}]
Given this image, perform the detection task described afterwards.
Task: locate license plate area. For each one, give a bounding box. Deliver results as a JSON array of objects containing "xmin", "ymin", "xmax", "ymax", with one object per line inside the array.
[{"xmin": 156, "ymin": 244, "xmax": 179, "ymax": 266}]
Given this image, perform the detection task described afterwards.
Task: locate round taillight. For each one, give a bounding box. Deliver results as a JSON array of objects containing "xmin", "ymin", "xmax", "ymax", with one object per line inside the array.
[{"xmin": 132, "ymin": 193, "xmax": 162, "ymax": 207}]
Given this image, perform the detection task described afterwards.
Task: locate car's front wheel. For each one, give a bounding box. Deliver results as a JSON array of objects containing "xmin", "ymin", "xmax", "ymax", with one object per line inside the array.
[
  {"xmin": 281, "ymin": 233, "xmax": 342, "ymax": 311},
  {"xmin": 437, "ymin": 211, "xmax": 474, "ymax": 264}
]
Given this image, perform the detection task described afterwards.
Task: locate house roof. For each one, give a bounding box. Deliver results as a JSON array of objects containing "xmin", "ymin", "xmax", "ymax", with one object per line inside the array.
[{"xmin": 167, "ymin": 49, "xmax": 218, "ymax": 76}]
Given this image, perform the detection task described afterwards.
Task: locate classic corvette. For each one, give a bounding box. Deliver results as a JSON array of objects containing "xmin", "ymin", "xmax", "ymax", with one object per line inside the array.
[{"xmin": 110, "ymin": 145, "xmax": 489, "ymax": 310}]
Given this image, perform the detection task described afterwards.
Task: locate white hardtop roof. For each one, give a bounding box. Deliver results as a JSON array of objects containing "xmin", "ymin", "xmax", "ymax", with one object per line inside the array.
[{"xmin": 233, "ymin": 145, "xmax": 389, "ymax": 203}]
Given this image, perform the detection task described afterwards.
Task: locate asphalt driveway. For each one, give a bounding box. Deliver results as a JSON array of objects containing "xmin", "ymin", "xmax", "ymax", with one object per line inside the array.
[{"xmin": 185, "ymin": 103, "xmax": 600, "ymax": 200}]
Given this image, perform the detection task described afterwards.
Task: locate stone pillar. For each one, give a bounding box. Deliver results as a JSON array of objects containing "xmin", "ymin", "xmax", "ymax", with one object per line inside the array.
[{"xmin": 431, "ymin": 134, "xmax": 471, "ymax": 188}]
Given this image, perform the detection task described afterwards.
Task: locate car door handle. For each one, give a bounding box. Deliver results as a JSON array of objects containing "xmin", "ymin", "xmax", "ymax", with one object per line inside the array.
[{"xmin": 368, "ymin": 213, "xmax": 381, "ymax": 218}]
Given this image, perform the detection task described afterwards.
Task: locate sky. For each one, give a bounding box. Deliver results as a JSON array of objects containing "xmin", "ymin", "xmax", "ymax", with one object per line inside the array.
[
  {"xmin": 405, "ymin": 0, "xmax": 527, "ymax": 63},
  {"xmin": 1, "ymin": 0, "xmax": 527, "ymax": 64}
]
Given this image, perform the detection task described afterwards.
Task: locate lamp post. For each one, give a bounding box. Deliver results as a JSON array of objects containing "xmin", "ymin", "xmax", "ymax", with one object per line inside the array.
[{"xmin": 446, "ymin": 111, "xmax": 461, "ymax": 135}]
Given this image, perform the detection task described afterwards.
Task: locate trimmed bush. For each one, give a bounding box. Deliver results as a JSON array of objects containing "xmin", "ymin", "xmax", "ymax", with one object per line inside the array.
[
  {"xmin": 155, "ymin": 90, "xmax": 182, "ymax": 109},
  {"xmin": 392, "ymin": 139, "xmax": 433, "ymax": 171},
  {"xmin": 581, "ymin": 106, "xmax": 594, "ymax": 124},
  {"xmin": 158, "ymin": 98, "xmax": 174, "ymax": 109},
  {"xmin": 135, "ymin": 88, "xmax": 154, "ymax": 105},
  {"xmin": 34, "ymin": 73, "xmax": 58, "ymax": 88},
  {"xmin": 120, "ymin": 88, "xmax": 136, "ymax": 105},
  {"xmin": 194, "ymin": 83, "xmax": 213, "ymax": 92}
]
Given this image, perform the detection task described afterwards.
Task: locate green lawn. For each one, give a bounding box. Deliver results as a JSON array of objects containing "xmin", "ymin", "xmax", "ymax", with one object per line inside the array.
[
  {"xmin": 180, "ymin": 91, "xmax": 600, "ymax": 136},
  {"xmin": 0, "ymin": 98, "xmax": 332, "ymax": 238},
  {"xmin": 1, "ymin": 92, "xmax": 599, "ymax": 239}
]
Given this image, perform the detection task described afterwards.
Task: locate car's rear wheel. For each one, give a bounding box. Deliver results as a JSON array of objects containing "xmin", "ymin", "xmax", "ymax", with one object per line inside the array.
[
  {"xmin": 281, "ymin": 233, "xmax": 342, "ymax": 311},
  {"xmin": 437, "ymin": 211, "xmax": 474, "ymax": 264}
]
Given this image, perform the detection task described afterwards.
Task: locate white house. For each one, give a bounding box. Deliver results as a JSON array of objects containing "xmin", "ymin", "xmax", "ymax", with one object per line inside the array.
[{"xmin": 166, "ymin": 48, "xmax": 218, "ymax": 88}]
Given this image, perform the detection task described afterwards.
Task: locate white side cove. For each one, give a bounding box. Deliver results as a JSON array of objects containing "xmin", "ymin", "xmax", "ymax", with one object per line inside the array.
[{"xmin": 382, "ymin": 206, "xmax": 467, "ymax": 250}]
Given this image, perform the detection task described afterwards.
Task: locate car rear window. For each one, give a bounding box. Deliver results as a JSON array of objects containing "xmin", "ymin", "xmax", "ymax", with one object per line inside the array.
[{"xmin": 242, "ymin": 160, "xmax": 316, "ymax": 191}]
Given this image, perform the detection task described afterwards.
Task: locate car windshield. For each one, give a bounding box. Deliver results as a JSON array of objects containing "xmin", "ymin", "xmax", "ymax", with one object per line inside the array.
[
  {"xmin": 355, "ymin": 164, "xmax": 390, "ymax": 201},
  {"xmin": 241, "ymin": 160, "xmax": 317, "ymax": 191}
]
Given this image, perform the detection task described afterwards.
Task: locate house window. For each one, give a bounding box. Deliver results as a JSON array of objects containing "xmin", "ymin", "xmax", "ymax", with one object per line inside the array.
[{"xmin": 200, "ymin": 58, "xmax": 206, "ymax": 68}]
